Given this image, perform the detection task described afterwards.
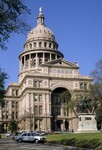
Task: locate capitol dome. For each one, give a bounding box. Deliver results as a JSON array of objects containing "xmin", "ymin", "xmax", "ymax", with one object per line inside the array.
[
  {"xmin": 27, "ymin": 25, "xmax": 56, "ymax": 42},
  {"xmin": 19, "ymin": 8, "xmax": 63, "ymax": 74},
  {"xmin": 26, "ymin": 9, "xmax": 56, "ymax": 42}
]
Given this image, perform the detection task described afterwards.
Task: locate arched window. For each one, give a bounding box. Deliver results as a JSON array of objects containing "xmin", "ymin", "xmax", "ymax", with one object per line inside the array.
[
  {"xmin": 39, "ymin": 42, "xmax": 42, "ymax": 47},
  {"xmin": 44, "ymin": 42, "xmax": 47, "ymax": 48},
  {"xmin": 53, "ymin": 44, "xmax": 55, "ymax": 49},
  {"xmin": 49, "ymin": 43, "xmax": 51, "ymax": 48},
  {"xmin": 34, "ymin": 42, "xmax": 36, "ymax": 48},
  {"xmin": 29, "ymin": 43, "xmax": 32, "ymax": 49}
]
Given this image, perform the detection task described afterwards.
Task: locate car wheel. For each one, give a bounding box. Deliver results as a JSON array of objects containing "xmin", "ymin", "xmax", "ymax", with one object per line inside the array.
[
  {"xmin": 35, "ymin": 139, "xmax": 39, "ymax": 143},
  {"xmin": 18, "ymin": 138, "xmax": 22, "ymax": 142}
]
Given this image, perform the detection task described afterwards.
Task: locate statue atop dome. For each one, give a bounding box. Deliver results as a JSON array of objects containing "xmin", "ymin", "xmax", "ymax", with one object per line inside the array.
[{"xmin": 39, "ymin": 7, "xmax": 42, "ymax": 14}]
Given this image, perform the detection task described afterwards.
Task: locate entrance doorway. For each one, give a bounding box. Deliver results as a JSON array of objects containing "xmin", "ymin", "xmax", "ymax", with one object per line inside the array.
[{"xmin": 51, "ymin": 87, "xmax": 71, "ymax": 131}]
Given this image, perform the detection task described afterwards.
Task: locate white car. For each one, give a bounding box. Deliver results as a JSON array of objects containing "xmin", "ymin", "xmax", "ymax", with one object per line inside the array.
[
  {"xmin": 5, "ymin": 132, "xmax": 11, "ymax": 137},
  {"xmin": 14, "ymin": 132, "xmax": 47, "ymax": 143}
]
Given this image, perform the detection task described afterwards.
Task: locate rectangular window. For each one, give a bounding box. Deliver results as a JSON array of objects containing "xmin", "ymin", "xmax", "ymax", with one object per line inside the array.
[
  {"xmin": 16, "ymin": 90, "xmax": 18, "ymax": 96},
  {"xmin": 39, "ymin": 94, "xmax": 42, "ymax": 102},
  {"xmin": 84, "ymin": 84, "xmax": 87, "ymax": 90},
  {"xmin": 5, "ymin": 101, "xmax": 8, "ymax": 108},
  {"xmin": 69, "ymin": 70, "xmax": 72, "ymax": 74},
  {"xmin": 54, "ymin": 107, "xmax": 61, "ymax": 115},
  {"xmin": 6, "ymin": 111, "xmax": 8, "ymax": 119},
  {"xmin": 80, "ymin": 83, "xmax": 87, "ymax": 90},
  {"xmin": 34, "ymin": 106, "xmax": 38, "ymax": 115},
  {"xmin": 53, "ymin": 69, "xmax": 56, "ymax": 73},
  {"xmin": 34, "ymin": 94, "xmax": 37, "ymax": 101},
  {"xmin": 49, "ymin": 69, "xmax": 52, "ymax": 73},
  {"xmin": 2, "ymin": 112, "xmax": 5, "ymax": 119},
  {"xmin": 57, "ymin": 107, "xmax": 61, "ymax": 115},
  {"xmin": 16, "ymin": 102, "xmax": 18, "ymax": 109},
  {"xmin": 16, "ymin": 112, "xmax": 18, "ymax": 119},
  {"xmin": 65, "ymin": 70, "xmax": 68, "ymax": 74},
  {"xmin": 34, "ymin": 80, "xmax": 37, "ymax": 87},
  {"xmin": 12, "ymin": 101, "xmax": 15, "ymax": 108},
  {"xmin": 39, "ymin": 106, "xmax": 42, "ymax": 115},
  {"xmin": 61, "ymin": 70, "xmax": 64, "ymax": 74},
  {"xmin": 12, "ymin": 89, "xmax": 15, "ymax": 96},
  {"xmin": 12, "ymin": 111, "xmax": 14, "ymax": 119},
  {"xmin": 63, "ymin": 108, "xmax": 66, "ymax": 116},
  {"xmin": 38, "ymin": 81, "xmax": 42, "ymax": 88},
  {"xmin": 57, "ymin": 70, "xmax": 60, "ymax": 73}
]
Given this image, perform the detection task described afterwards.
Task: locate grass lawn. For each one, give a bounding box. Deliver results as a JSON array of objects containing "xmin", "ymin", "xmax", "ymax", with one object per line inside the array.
[
  {"xmin": 46, "ymin": 132, "xmax": 102, "ymax": 150},
  {"xmin": 0, "ymin": 134, "xmax": 6, "ymax": 138}
]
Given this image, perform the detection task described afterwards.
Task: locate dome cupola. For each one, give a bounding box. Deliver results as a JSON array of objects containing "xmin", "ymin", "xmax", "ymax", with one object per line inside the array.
[{"xmin": 26, "ymin": 8, "xmax": 56, "ymax": 43}]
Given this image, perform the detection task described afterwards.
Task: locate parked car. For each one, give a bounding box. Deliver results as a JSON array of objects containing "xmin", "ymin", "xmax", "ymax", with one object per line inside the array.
[
  {"xmin": 14, "ymin": 132, "xmax": 47, "ymax": 143},
  {"xmin": 35, "ymin": 131, "xmax": 46, "ymax": 136},
  {"xmin": 5, "ymin": 132, "xmax": 12, "ymax": 137}
]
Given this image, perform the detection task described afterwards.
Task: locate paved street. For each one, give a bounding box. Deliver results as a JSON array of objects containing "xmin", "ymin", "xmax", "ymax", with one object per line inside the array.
[{"xmin": 0, "ymin": 138, "xmax": 66, "ymax": 150}]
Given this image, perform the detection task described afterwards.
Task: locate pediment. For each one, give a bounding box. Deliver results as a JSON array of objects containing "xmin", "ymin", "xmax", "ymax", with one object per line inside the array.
[{"xmin": 41, "ymin": 58, "xmax": 79, "ymax": 69}]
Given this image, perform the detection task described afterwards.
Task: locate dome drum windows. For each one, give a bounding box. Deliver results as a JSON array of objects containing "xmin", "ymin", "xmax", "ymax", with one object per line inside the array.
[
  {"xmin": 26, "ymin": 41, "xmax": 58, "ymax": 50},
  {"xmin": 29, "ymin": 43, "xmax": 32, "ymax": 49},
  {"xmin": 31, "ymin": 53, "xmax": 36, "ymax": 59},
  {"xmin": 30, "ymin": 54, "xmax": 36, "ymax": 68},
  {"xmin": 39, "ymin": 42, "xmax": 42, "ymax": 47},
  {"xmin": 44, "ymin": 42, "xmax": 47, "ymax": 47},
  {"xmin": 25, "ymin": 55, "xmax": 29, "ymax": 69},
  {"xmin": 34, "ymin": 42, "xmax": 37, "ymax": 48},
  {"xmin": 45, "ymin": 53, "xmax": 50, "ymax": 63},
  {"xmin": 49, "ymin": 43, "xmax": 51, "ymax": 48},
  {"xmin": 38, "ymin": 53, "xmax": 43, "ymax": 65},
  {"xmin": 52, "ymin": 54, "xmax": 55, "ymax": 60}
]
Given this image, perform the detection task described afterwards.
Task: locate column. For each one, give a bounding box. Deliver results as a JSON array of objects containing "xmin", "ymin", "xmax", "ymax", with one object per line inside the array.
[
  {"xmin": 9, "ymin": 101, "xmax": 12, "ymax": 119},
  {"xmin": 55, "ymin": 54, "xmax": 57, "ymax": 60},
  {"xmin": 36, "ymin": 53, "xmax": 38, "ymax": 68},
  {"xmin": 46, "ymin": 94, "xmax": 49, "ymax": 115},
  {"xmin": 43, "ymin": 94, "xmax": 46, "ymax": 115},
  {"xmin": 50, "ymin": 53, "xmax": 51, "ymax": 61},
  {"xmin": 54, "ymin": 120, "xmax": 57, "ymax": 131},
  {"xmin": 63, "ymin": 119, "xmax": 66, "ymax": 131},
  {"xmin": 26, "ymin": 93, "xmax": 29, "ymax": 113},
  {"xmin": 29, "ymin": 54, "xmax": 31, "ymax": 69},
  {"xmin": 38, "ymin": 120, "xmax": 40, "ymax": 130},
  {"xmin": 24, "ymin": 55, "xmax": 26, "ymax": 69},
  {"xmin": 49, "ymin": 93, "xmax": 51, "ymax": 115},
  {"xmin": 43, "ymin": 53, "xmax": 45, "ymax": 64}
]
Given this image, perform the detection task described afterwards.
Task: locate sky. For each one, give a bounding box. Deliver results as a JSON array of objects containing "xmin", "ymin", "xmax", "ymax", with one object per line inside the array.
[{"xmin": 0, "ymin": 0, "xmax": 102, "ymax": 88}]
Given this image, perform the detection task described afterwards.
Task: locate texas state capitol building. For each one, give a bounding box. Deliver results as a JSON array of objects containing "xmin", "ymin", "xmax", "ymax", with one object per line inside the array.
[{"xmin": 0, "ymin": 9, "xmax": 93, "ymax": 132}]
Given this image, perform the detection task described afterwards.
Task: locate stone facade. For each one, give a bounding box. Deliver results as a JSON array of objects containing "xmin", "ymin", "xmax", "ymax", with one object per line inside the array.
[{"xmin": 0, "ymin": 9, "xmax": 93, "ymax": 132}]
